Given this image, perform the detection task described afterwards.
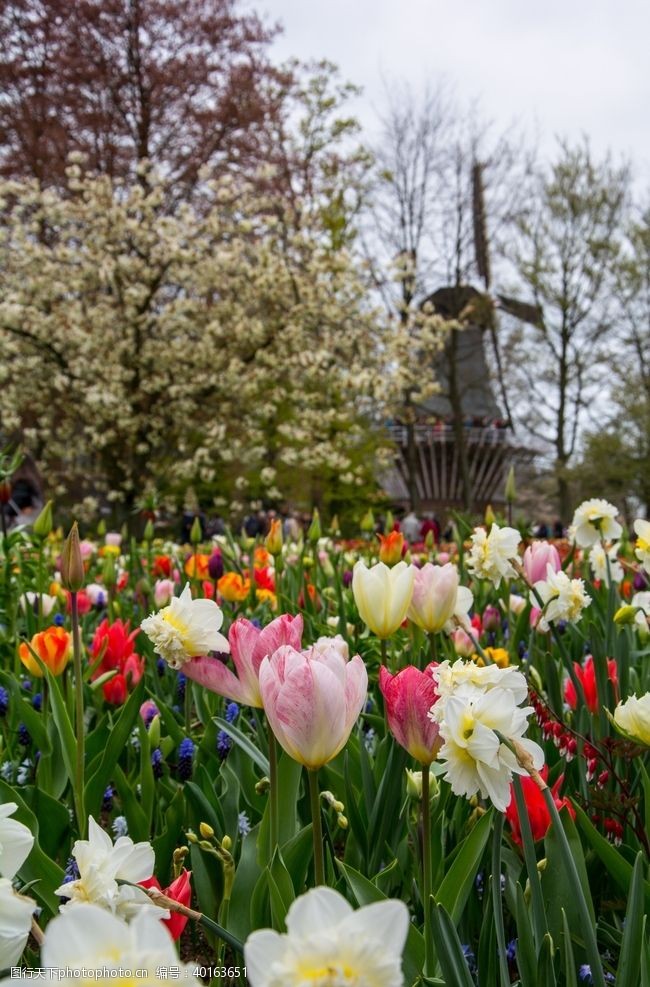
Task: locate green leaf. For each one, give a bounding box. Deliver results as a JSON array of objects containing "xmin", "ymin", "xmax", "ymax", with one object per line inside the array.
[
  {"xmin": 429, "ymin": 902, "xmax": 476, "ymax": 987},
  {"xmin": 435, "ymin": 806, "xmax": 493, "ymax": 925},
  {"xmin": 44, "ymin": 667, "xmax": 77, "ymax": 791},
  {"xmin": 514, "ymin": 883, "xmax": 538, "ymax": 987},
  {"xmin": 0, "ymin": 780, "xmax": 64, "ymax": 917},
  {"xmin": 214, "ymin": 717, "xmax": 270, "ymax": 775},
  {"xmin": 538, "ymin": 933, "xmax": 557, "ymax": 987},
  {"xmin": 0, "ymin": 671, "xmax": 51, "ymax": 754},
  {"xmin": 112, "ymin": 763, "xmax": 148, "ymax": 842},
  {"xmin": 573, "ymin": 802, "xmax": 650, "ymax": 910},
  {"xmin": 281, "ymin": 824, "xmax": 313, "ymax": 895},
  {"xmin": 228, "ymin": 826, "xmax": 263, "ymax": 941},
  {"xmin": 561, "ymin": 909, "xmax": 578, "ymax": 987},
  {"xmin": 84, "ymin": 677, "xmax": 145, "ymax": 817},
  {"xmin": 616, "ymin": 852, "xmax": 645, "ymax": 984},
  {"xmin": 266, "ymin": 849, "xmax": 295, "ymax": 930},
  {"xmin": 152, "ymin": 789, "xmax": 186, "ymax": 886},
  {"xmin": 20, "ymin": 786, "xmax": 71, "ymax": 862}
]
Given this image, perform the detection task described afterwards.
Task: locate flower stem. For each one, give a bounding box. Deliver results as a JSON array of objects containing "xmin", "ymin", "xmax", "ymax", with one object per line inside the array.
[
  {"xmin": 70, "ymin": 591, "xmax": 86, "ymax": 838},
  {"xmin": 308, "ymin": 768, "xmax": 325, "ymax": 885},
  {"xmin": 428, "ymin": 632, "xmax": 437, "ymax": 664},
  {"xmin": 421, "ymin": 764, "xmax": 433, "ymax": 976},
  {"xmin": 512, "ymin": 774, "xmax": 548, "ymax": 943},
  {"xmin": 268, "ymin": 726, "xmax": 279, "ymax": 852}
]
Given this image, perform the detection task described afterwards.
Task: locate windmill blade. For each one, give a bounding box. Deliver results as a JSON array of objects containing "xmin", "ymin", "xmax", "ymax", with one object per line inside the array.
[{"xmin": 496, "ymin": 294, "xmax": 544, "ymax": 327}]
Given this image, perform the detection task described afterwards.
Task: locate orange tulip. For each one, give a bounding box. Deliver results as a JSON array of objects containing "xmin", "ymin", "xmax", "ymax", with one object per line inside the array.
[
  {"xmin": 184, "ymin": 553, "xmax": 210, "ymax": 580},
  {"xmin": 19, "ymin": 626, "xmax": 72, "ymax": 677},
  {"xmin": 217, "ymin": 571, "xmax": 251, "ymax": 602},
  {"xmin": 378, "ymin": 530, "xmax": 405, "ymax": 566}
]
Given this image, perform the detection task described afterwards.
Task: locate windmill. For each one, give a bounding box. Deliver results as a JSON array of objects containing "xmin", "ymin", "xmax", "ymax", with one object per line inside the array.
[{"xmin": 385, "ymin": 162, "xmax": 540, "ymax": 514}]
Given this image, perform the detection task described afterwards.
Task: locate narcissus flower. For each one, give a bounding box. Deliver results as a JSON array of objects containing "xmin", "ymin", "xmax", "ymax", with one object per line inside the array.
[
  {"xmin": 634, "ymin": 518, "xmax": 650, "ymax": 574},
  {"xmin": 141, "ymin": 584, "xmax": 228, "ymax": 669},
  {"xmin": 259, "ymin": 642, "xmax": 367, "ymax": 769},
  {"xmin": 218, "ymin": 571, "xmax": 251, "ymax": 602},
  {"xmin": 588, "ymin": 542, "xmax": 623, "ymax": 584},
  {"xmin": 18, "ymin": 625, "xmax": 72, "ymax": 677},
  {"xmin": 55, "ymin": 817, "xmax": 156, "ymax": 919},
  {"xmin": 433, "ymin": 685, "xmax": 544, "ymax": 812},
  {"xmin": 379, "ymin": 664, "xmax": 441, "ymax": 763},
  {"xmin": 40, "ymin": 904, "xmax": 201, "ymax": 987},
  {"xmin": 185, "ymin": 614, "xmax": 303, "ymax": 708},
  {"xmin": 407, "ymin": 562, "xmax": 473, "ymax": 633},
  {"xmin": 532, "ymin": 565, "xmax": 591, "ymax": 632},
  {"xmin": 467, "ymin": 524, "xmax": 521, "ymax": 587},
  {"xmin": 613, "ymin": 692, "xmax": 650, "ymax": 745},
  {"xmin": 0, "ymin": 802, "xmax": 34, "ymax": 878},
  {"xmin": 0, "ymin": 878, "xmax": 35, "ymax": 968},
  {"xmin": 352, "ymin": 560, "xmax": 414, "ymax": 638},
  {"xmin": 570, "ymin": 499, "xmax": 622, "ymax": 548},
  {"xmin": 244, "ymin": 887, "xmax": 409, "ymax": 987}
]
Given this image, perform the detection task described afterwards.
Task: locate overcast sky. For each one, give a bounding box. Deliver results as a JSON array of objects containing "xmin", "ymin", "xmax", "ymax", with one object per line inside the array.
[{"xmin": 262, "ymin": 0, "xmax": 650, "ymax": 185}]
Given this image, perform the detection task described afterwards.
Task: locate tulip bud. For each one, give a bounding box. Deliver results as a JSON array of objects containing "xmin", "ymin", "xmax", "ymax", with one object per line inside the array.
[
  {"xmin": 307, "ymin": 508, "xmax": 321, "ymax": 543},
  {"xmin": 61, "ymin": 522, "xmax": 84, "ymax": 591},
  {"xmin": 33, "ymin": 500, "xmax": 53, "ymax": 539},
  {"xmin": 199, "ymin": 822, "xmax": 214, "ymax": 839},
  {"xmin": 207, "ymin": 550, "xmax": 224, "ymax": 581},
  {"xmin": 384, "ymin": 510, "xmax": 394, "ymax": 533},
  {"xmin": 614, "ymin": 605, "xmax": 638, "ymax": 626},
  {"xmin": 482, "ymin": 605, "xmax": 500, "ymax": 632},
  {"xmin": 505, "ymin": 465, "xmax": 516, "ymax": 504},
  {"xmin": 329, "ymin": 514, "xmax": 341, "ymax": 536},
  {"xmin": 484, "ymin": 504, "xmax": 496, "ymax": 528},
  {"xmin": 148, "ymin": 715, "xmax": 161, "ymax": 749},
  {"xmin": 360, "ymin": 508, "xmax": 375, "ymax": 533},
  {"xmin": 102, "ymin": 553, "xmax": 117, "ymax": 588},
  {"xmin": 265, "ymin": 518, "xmax": 283, "ymax": 556},
  {"xmin": 424, "ymin": 530, "xmax": 434, "ymax": 550},
  {"xmin": 190, "ymin": 516, "xmax": 202, "ymax": 545},
  {"xmin": 143, "ymin": 519, "xmax": 154, "ymax": 542},
  {"xmin": 97, "ymin": 519, "xmax": 107, "ymax": 537}
]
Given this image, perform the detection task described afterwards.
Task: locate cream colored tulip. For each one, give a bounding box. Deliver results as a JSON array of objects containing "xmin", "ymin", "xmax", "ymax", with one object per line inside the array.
[{"xmin": 352, "ymin": 560, "xmax": 414, "ymax": 638}]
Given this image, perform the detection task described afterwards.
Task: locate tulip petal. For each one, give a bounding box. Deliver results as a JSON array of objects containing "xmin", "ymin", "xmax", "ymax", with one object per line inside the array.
[{"xmin": 185, "ymin": 656, "xmax": 261, "ymax": 707}]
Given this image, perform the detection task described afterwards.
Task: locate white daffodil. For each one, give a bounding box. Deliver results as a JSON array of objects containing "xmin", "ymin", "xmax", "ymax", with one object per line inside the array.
[
  {"xmin": 55, "ymin": 816, "xmax": 157, "ymax": 919},
  {"xmin": 244, "ymin": 887, "xmax": 409, "ymax": 987},
  {"xmin": 466, "ymin": 524, "xmax": 521, "ymax": 587},
  {"xmin": 631, "ymin": 592, "xmax": 650, "ymax": 630},
  {"xmin": 430, "ymin": 659, "xmax": 529, "ymax": 711},
  {"xmin": 0, "ymin": 878, "xmax": 35, "ymax": 968},
  {"xmin": 40, "ymin": 903, "xmax": 201, "ymax": 987},
  {"xmin": 570, "ymin": 498, "xmax": 622, "ymax": 548},
  {"xmin": 0, "ymin": 801, "xmax": 34, "ymax": 879},
  {"xmin": 588, "ymin": 542, "xmax": 623, "ymax": 584},
  {"xmin": 352, "ymin": 560, "xmax": 414, "ymax": 639},
  {"xmin": 141, "ymin": 583, "xmax": 229, "ymax": 669},
  {"xmin": 532, "ymin": 565, "xmax": 591, "ymax": 632},
  {"xmin": 435, "ymin": 687, "xmax": 544, "ymax": 812},
  {"xmin": 634, "ymin": 518, "xmax": 650, "ymax": 574},
  {"xmin": 613, "ymin": 693, "xmax": 650, "ymax": 746}
]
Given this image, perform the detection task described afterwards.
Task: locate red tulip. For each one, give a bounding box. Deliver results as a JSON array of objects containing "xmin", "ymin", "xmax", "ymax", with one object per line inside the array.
[
  {"xmin": 140, "ymin": 870, "xmax": 192, "ymax": 940},
  {"xmin": 506, "ymin": 767, "xmax": 575, "ymax": 844},
  {"xmin": 379, "ymin": 664, "xmax": 442, "ymax": 764},
  {"xmin": 90, "ymin": 618, "xmax": 144, "ymax": 704},
  {"xmin": 564, "ymin": 655, "xmax": 618, "ymax": 713}
]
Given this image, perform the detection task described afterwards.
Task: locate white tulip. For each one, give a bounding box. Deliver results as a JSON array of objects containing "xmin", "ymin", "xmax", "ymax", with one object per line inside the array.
[{"xmin": 352, "ymin": 560, "xmax": 414, "ymax": 639}]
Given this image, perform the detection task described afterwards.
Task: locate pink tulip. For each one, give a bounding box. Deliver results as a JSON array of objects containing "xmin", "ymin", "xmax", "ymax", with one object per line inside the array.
[
  {"xmin": 379, "ymin": 664, "xmax": 441, "ymax": 764},
  {"xmin": 451, "ymin": 627, "xmax": 475, "ymax": 657},
  {"xmin": 523, "ymin": 541, "xmax": 561, "ymax": 585},
  {"xmin": 482, "ymin": 605, "xmax": 500, "ymax": 631},
  {"xmin": 407, "ymin": 562, "xmax": 461, "ymax": 633},
  {"xmin": 184, "ymin": 613, "xmax": 303, "ymax": 708},
  {"xmin": 259, "ymin": 642, "xmax": 368, "ymax": 769},
  {"xmin": 154, "ymin": 578, "xmax": 176, "ymax": 608}
]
